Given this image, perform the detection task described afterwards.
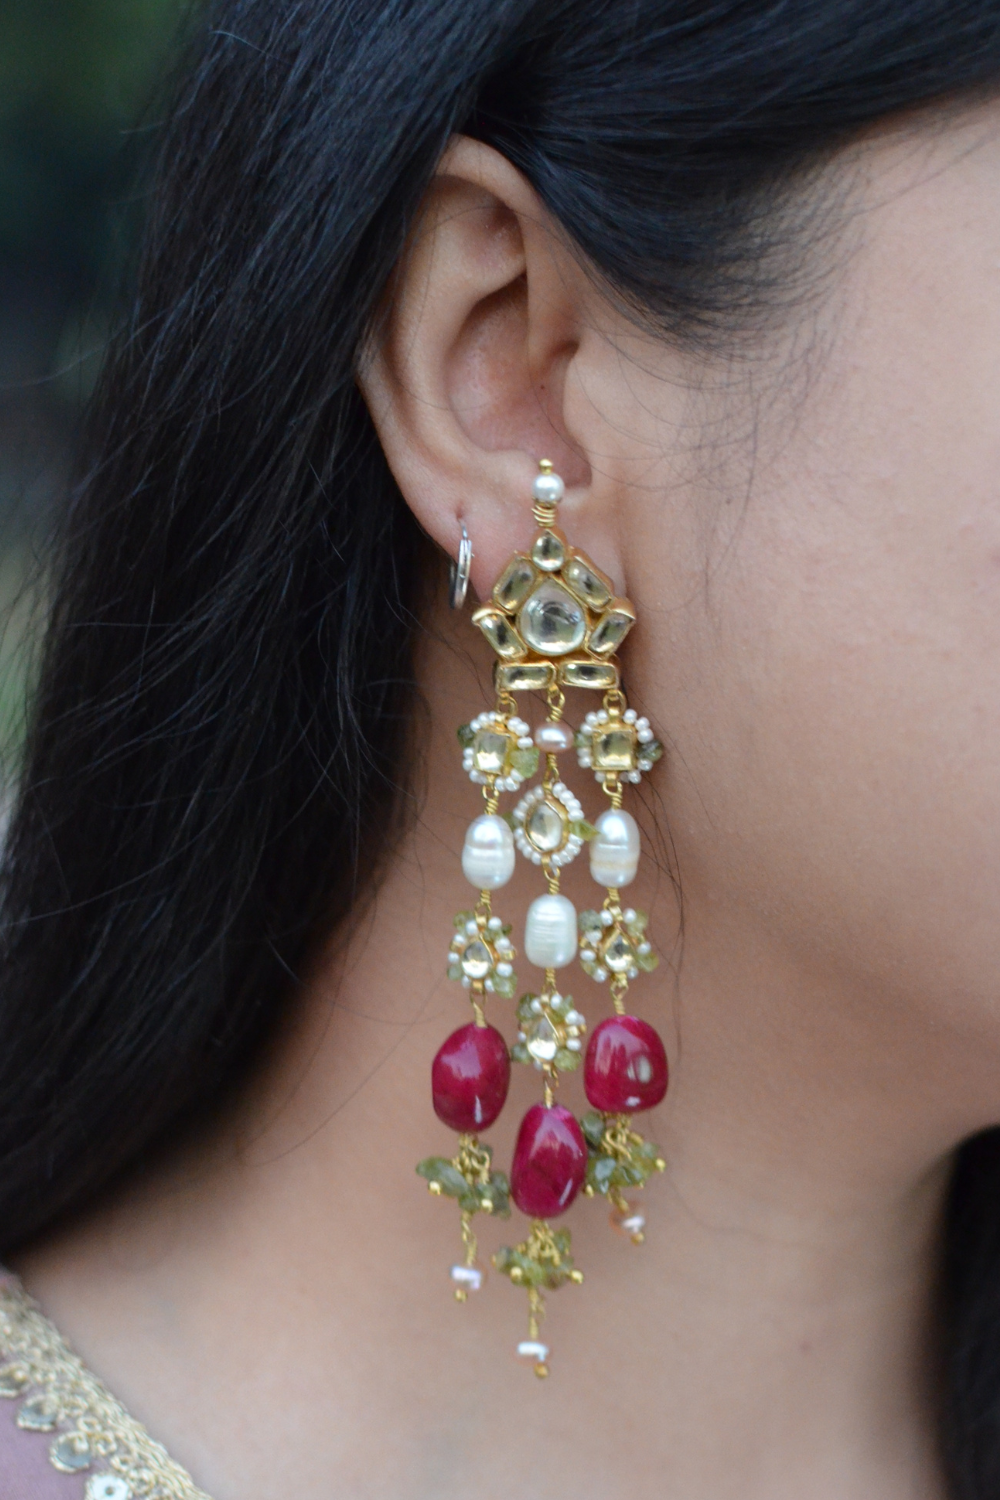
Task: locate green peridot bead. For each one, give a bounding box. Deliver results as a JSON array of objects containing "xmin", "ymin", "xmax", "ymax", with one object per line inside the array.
[
  {"xmin": 569, "ymin": 819, "xmax": 599, "ymax": 842},
  {"xmin": 509, "ymin": 746, "xmax": 540, "ymax": 778}
]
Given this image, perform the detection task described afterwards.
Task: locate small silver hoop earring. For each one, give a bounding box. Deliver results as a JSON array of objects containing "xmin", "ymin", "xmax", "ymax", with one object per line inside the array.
[{"xmin": 449, "ymin": 524, "xmax": 473, "ymax": 610}]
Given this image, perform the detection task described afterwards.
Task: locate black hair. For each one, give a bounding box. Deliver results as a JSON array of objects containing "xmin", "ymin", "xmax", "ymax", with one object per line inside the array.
[{"xmin": 1, "ymin": 2, "xmax": 999, "ymax": 1492}]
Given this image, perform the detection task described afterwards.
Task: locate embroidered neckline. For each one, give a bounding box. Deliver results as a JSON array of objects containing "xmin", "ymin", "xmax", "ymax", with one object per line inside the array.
[{"xmin": 0, "ymin": 1276, "xmax": 211, "ymax": 1500}]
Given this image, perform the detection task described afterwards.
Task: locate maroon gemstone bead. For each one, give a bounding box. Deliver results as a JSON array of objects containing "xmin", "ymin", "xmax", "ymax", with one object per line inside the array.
[
  {"xmin": 510, "ymin": 1103, "xmax": 587, "ymax": 1218},
  {"xmin": 432, "ymin": 1023, "xmax": 511, "ymax": 1132},
  {"xmin": 584, "ymin": 1015, "xmax": 668, "ymax": 1114}
]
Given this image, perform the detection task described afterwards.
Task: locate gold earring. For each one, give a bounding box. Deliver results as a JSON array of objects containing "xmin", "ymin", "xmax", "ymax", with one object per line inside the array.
[{"xmin": 418, "ymin": 461, "xmax": 666, "ymax": 1379}]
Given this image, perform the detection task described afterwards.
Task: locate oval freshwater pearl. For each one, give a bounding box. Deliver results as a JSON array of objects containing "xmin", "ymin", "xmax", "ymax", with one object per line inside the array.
[
  {"xmin": 462, "ymin": 814, "xmax": 515, "ymax": 889},
  {"xmin": 524, "ymin": 893, "xmax": 577, "ymax": 968},
  {"xmin": 584, "ymin": 1015, "xmax": 668, "ymax": 1114},
  {"xmin": 590, "ymin": 808, "xmax": 641, "ymax": 888},
  {"xmin": 534, "ymin": 720, "xmax": 575, "ymax": 754},
  {"xmin": 432, "ymin": 1023, "xmax": 511, "ymax": 1132},
  {"xmin": 510, "ymin": 1103, "xmax": 587, "ymax": 1217}
]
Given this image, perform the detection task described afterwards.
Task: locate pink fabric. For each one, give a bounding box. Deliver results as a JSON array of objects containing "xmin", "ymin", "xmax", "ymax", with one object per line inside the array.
[
  {"xmin": 0, "ymin": 1394, "xmax": 85, "ymax": 1500},
  {"xmin": 0, "ymin": 1272, "xmax": 85, "ymax": 1500}
]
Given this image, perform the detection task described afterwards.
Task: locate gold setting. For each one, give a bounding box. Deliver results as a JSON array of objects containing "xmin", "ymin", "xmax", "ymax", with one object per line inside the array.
[{"xmin": 472, "ymin": 463, "xmax": 635, "ymax": 696}]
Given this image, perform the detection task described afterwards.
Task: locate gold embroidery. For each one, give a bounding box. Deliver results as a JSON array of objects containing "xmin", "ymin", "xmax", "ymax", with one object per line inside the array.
[{"xmin": 0, "ymin": 1278, "xmax": 211, "ymax": 1499}]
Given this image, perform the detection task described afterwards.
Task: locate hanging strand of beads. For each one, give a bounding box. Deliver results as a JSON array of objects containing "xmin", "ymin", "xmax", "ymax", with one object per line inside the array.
[
  {"xmin": 577, "ymin": 689, "xmax": 669, "ymax": 1242},
  {"xmin": 416, "ymin": 687, "xmax": 539, "ymax": 1297}
]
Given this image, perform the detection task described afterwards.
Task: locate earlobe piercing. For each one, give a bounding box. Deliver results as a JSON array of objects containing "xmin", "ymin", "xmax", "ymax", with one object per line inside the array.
[
  {"xmin": 449, "ymin": 523, "xmax": 473, "ymax": 609},
  {"xmin": 418, "ymin": 460, "xmax": 668, "ymax": 1378}
]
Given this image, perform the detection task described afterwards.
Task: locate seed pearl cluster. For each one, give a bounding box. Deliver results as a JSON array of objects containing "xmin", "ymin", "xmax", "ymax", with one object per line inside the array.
[
  {"xmin": 578, "ymin": 705, "xmax": 657, "ymax": 784},
  {"xmin": 511, "ymin": 782, "xmax": 586, "ymax": 868},
  {"xmin": 462, "ymin": 710, "xmax": 533, "ymax": 788}
]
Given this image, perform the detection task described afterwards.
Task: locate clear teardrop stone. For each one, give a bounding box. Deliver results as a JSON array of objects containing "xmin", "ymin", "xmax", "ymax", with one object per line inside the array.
[
  {"xmin": 532, "ymin": 531, "xmax": 566, "ymax": 571},
  {"xmin": 603, "ymin": 932, "xmax": 635, "ymax": 972},
  {"xmin": 526, "ymin": 1015, "xmax": 559, "ymax": 1062},
  {"xmin": 518, "ymin": 581, "xmax": 587, "ymax": 655},
  {"xmin": 526, "ymin": 799, "xmax": 566, "ymax": 853},
  {"xmin": 461, "ymin": 939, "xmax": 493, "ymax": 979}
]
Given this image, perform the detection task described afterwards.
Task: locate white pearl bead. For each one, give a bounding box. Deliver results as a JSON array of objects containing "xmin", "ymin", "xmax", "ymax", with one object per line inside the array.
[
  {"xmin": 590, "ymin": 808, "xmax": 641, "ymax": 888},
  {"xmin": 532, "ymin": 471, "xmax": 565, "ymax": 505},
  {"xmin": 462, "ymin": 814, "xmax": 515, "ymax": 889},
  {"xmin": 534, "ymin": 720, "xmax": 574, "ymax": 754},
  {"xmin": 524, "ymin": 893, "xmax": 577, "ymax": 968}
]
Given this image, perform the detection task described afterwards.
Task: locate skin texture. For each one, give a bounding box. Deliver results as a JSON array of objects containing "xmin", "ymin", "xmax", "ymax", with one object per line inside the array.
[{"xmin": 15, "ymin": 104, "xmax": 1000, "ymax": 1499}]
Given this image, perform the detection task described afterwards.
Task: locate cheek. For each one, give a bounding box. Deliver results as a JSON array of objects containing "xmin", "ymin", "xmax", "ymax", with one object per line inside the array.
[{"xmin": 634, "ymin": 330, "xmax": 1000, "ymax": 1021}]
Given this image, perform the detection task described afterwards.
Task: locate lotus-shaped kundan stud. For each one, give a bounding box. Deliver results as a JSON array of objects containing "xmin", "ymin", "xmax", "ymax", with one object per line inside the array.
[{"xmin": 471, "ymin": 532, "xmax": 636, "ymax": 695}]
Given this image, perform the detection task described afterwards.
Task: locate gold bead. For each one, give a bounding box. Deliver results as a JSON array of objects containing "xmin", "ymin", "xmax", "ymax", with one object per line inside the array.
[
  {"xmin": 510, "ymin": 1267, "xmax": 524, "ymax": 1284},
  {"xmin": 454, "ymin": 1289, "xmax": 468, "ymax": 1303},
  {"xmin": 655, "ymin": 1158, "xmax": 666, "ymax": 1172},
  {"xmin": 428, "ymin": 1182, "xmax": 442, "ymax": 1195},
  {"xmin": 535, "ymin": 1362, "xmax": 550, "ymax": 1379},
  {"xmin": 569, "ymin": 1270, "xmax": 584, "ymax": 1284}
]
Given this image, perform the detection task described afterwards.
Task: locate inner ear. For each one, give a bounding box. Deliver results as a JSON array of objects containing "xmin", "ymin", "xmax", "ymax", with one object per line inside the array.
[
  {"xmin": 448, "ymin": 271, "xmax": 581, "ymax": 473},
  {"xmin": 447, "ymin": 274, "xmax": 528, "ymax": 447}
]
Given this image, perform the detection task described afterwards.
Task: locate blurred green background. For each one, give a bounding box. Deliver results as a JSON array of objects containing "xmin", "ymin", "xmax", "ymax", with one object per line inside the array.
[{"xmin": 0, "ymin": 0, "xmax": 182, "ymax": 779}]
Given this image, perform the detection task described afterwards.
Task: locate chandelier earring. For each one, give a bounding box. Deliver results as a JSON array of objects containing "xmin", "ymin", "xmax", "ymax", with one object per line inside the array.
[{"xmin": 418, "ymin": 462, "xmax": 668, "ymax": 1378}]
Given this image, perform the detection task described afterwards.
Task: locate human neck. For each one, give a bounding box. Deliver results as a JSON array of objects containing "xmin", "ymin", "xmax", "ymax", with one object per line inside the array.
[{"xmin": 15, "ymin": 614, "xmax": 953, "ymax": 1500}]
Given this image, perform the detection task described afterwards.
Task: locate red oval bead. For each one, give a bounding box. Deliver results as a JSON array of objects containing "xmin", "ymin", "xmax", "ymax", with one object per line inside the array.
[
  {"xmin": 432, "ymin": 1023, "xmax": 510, "ymax": 1132},
  {"xmin": 510, "ymin": 1103, "xmax": 587, "ymax": 1218},
  {"xmin": 584, "ymin": 1015, "xmax": 668, "ymax": 1114}
]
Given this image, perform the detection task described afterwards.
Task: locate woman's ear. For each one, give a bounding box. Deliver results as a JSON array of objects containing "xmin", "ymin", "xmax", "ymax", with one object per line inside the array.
[{"xmin": 358, "ymin": 136, "xmax": 621, "ymax": 600}]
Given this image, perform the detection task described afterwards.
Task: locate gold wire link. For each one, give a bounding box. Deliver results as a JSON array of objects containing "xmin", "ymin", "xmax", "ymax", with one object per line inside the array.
[
  {"xmin": 453, "ymin": 1211, "xmax": 481, "ymax": 1302},
  {"xmin": 545, "ymin": 685, "xmax": 566, "ymax": 721},
  {"xmin": 455, "ymin": 1135, "xmax": 494, "ymax": 1189}
]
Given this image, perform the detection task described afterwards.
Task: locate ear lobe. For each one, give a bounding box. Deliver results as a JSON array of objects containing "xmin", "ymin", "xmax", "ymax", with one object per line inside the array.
[{"xmin": 357, "ymin": 137, "xmax": 591, "ymax": 597}]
